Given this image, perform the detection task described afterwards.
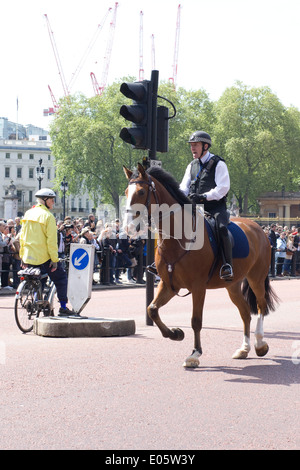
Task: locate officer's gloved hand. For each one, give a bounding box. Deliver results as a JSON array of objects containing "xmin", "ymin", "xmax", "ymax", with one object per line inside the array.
[{"xmin": 190, "ymin": 193, "xmax": 207, "ymax": 204}]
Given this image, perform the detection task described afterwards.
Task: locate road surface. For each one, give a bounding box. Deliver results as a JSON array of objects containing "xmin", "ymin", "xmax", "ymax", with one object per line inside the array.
[{"xmin": 0, "ymin": 279, "xmax": 299, "ymax": 450}]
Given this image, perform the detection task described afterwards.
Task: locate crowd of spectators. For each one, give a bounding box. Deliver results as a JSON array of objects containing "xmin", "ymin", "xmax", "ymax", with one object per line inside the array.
[
  {"xmin": 50, "ymin": 214, "xmax": 146, "ymax": 286},
  {"xmin": 264, "ymin": 223, "xmax": 300, "ymax": 276},
  {"xmin": 2, "ymin": 214, "xmax": 300, "ymax": 290}
]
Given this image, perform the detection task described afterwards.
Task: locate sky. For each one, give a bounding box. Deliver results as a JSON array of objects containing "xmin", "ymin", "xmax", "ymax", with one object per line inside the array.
[{"xmin": 1, "ymin": 0, "xmax": 300, "ymax": 131}]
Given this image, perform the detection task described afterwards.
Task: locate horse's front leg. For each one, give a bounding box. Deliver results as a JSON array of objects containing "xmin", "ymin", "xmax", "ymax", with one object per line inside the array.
[
  {"xmin": 183, "ymin": 288, "xmax": 206, "ymax": 368},
  {"xmin": 147, "ymin": 280, "xmax": 184, "ymax": 341}
]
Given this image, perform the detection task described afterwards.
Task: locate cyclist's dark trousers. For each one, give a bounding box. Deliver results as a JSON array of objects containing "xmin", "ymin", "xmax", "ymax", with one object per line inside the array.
[{"xmin": 30, "ymin": 260, "xmax": 68, "ymax": 303}]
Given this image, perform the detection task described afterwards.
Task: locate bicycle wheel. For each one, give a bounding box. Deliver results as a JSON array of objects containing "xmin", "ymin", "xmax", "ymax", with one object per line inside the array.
[{"xmin": 14, "ymin": 282, "xmax": 41, "ymax": 333}]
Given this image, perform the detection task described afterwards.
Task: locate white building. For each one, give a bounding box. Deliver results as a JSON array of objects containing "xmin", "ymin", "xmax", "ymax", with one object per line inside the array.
[{"xmin": 0, "ymin": 136, "xmax": 95, "ymax": 220}]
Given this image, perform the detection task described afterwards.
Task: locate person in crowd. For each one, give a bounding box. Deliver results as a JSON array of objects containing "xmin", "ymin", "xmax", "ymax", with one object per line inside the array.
[
  {"xmin": 0, "ymin": 224, "xmax": 14, "ymax": 289},
  {"xmin": 15, "ymin": 217, "xmax": 22, "ymax": 234},
  {"xmin": 293, "ymin": 227, "xmax": 300, "ymax": 274},
  {"xmin": 84, "ymin": 214, "xmax": 96, "ymax": 232},
  {"xmin": 9, "ymin": 225, "xmax": 21, "ymax": 289},
  {"xmin": 0, "ymin": 221, "xmax": 8, "ymax": 287},
  {"xmin": 276, "ymin": 231, "xmax": 287, "ymax": 276},
  {"xmin": 98, "ymin": 223, "xmax": 117, "ymax": 284},
  {"xmin": 283, "ymin": 233, "xmax": 297, "ymax": 275},
  {"xmin": 116, "ymin": 228, "xmax": 133, "ymax": 284}
]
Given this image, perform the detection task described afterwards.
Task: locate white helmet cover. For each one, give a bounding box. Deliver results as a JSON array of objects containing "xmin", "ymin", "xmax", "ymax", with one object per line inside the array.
[{"xmin": 35, "ymin": 188, "xmax": 56, "ymax": 198}]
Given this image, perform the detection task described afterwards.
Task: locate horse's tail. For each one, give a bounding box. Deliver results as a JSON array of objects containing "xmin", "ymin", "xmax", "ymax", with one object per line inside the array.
[{"xmin": 242, "ymin": 276, "xmax": 279, "ymax": 315}]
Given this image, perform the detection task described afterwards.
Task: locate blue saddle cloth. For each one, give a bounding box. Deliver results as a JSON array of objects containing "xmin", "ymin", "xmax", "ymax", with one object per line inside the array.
[{"xmin": 205, "ymin": 219, "xmax": 249, "ymax": 259}]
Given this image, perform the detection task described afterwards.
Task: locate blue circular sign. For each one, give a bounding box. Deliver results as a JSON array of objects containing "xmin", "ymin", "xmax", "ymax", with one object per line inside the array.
[{"xmin": 71, "ymin": 248, "xmax": 89, "ymax": 270}]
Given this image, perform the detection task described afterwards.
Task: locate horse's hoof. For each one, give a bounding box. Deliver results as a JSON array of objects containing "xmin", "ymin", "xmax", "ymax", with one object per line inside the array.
[
  {"xmin": 171, "ymin": 328, "xmax": 184, "ymax": 341},
  {"xmin": 255, "ymin": 342, "xmax": 269, "ymax": 357},
  {"xmin": 183, "ymin": 350, "xmax": 201, "ymax": 368},
  {"xmin": 232, "ymin": 348, "xmax": 249, "ymax": 359}
]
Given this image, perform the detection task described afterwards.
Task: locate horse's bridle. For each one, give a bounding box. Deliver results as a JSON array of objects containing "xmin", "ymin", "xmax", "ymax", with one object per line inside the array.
[{"xmin": 128, "ymin": 174, "xmax": 159, "ymax": 225}]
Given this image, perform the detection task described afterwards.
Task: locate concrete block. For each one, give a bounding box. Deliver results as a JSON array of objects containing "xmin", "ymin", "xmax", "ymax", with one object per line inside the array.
[{"xmin": 34, "ymin": 316, "xmax": 136, "ymax": 338}]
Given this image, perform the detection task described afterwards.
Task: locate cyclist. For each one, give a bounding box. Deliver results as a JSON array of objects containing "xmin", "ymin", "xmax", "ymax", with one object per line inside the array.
[{"xmin": 19, "ymin": 188, "xmax": 75, "ymax": 317}]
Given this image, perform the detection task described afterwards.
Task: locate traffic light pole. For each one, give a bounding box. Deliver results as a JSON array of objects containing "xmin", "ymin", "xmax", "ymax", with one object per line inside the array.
[{"xmin": 145, "ymin": 70, "xmax": 159, "ymax": 326}]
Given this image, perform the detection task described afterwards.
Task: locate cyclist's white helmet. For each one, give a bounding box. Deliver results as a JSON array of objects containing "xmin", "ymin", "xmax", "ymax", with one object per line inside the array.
[{"xmin": 35, "ymin": 188, "xmax": 56, "ymax": 199}]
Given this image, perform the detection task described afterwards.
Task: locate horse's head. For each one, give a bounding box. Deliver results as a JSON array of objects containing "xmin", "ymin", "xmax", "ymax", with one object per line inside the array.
[{"xmin": 123, "ymin": 163, "xmax": 158, "ymax": 234}]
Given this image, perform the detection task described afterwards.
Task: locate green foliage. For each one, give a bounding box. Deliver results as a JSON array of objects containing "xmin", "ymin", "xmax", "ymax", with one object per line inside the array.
[{"xmin": 50, "ymin": 79, "xmax": 300, "ymax": 215}]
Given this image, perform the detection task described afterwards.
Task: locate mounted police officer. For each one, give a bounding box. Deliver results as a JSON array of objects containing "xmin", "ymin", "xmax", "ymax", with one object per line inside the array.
[{"xmin": 180, "ymin": 131, "xmax": 233, "ymax": 280}]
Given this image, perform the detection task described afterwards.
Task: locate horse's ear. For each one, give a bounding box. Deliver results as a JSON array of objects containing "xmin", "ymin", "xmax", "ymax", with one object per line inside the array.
[
  {"xmin": 137, "ymin": 162, "xmax": 146, "ymax": 177},
  {"xmin": 123, "ymin": 166, "xmax": 133, "ymax": 180}
]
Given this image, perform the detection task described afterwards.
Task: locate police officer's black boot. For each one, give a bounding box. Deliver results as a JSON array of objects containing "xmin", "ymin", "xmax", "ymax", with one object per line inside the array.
[{"xmin": 219, "ymin": 230, "xmax": 234, "ymax": 281}]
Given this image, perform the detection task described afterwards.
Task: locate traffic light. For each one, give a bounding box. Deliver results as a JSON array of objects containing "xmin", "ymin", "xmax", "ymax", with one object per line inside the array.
[
  {"xmin": 119, "ymin": 80, "xmax": 153, "ymax": 150},
  {"xmin": 156, "ymin": 106, "xmax": 169, "ymax": 153}
]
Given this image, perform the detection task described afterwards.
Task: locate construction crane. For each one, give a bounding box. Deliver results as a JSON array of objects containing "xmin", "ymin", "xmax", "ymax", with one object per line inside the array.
[
  {"xmin": 93, "ymin": 2, "xmax": 118, "ymax": 96},
  {"xmin": 90, "ymin": 72, "xmax": 101, "ymax": 95},
  {"xmin": 139, "ymin": 11, "xmax": 144, "ymax": 81},
  {"xmin": 151, "ymin": 34, "xmax": 156, "ymax": 71},
  {"xmin": 44, "ymin": 14, "xmax": 69, "ymax": 98},
  {"xmin": 68, "ymin": 7, "xmax": 112, "ymax": 91},
  {"xmin": 169, "ymin": 4, "xmax": 182, "ymax": 88},
  {"xmin": 48, "ymin": 85, "xmax": 59, "ymax": 113}
]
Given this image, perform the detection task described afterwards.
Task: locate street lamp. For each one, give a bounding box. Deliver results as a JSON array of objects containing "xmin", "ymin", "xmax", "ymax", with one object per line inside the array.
[
  {"xmin": 36, "ymin": 158, "xmax": 45, "ymax": 190},
  {"xmin": 60, "ymin": 177, "xmax": 69, "ymax": 219}
]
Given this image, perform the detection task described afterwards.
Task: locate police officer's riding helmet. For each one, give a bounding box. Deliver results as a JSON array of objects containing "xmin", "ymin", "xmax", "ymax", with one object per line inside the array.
[{"xmin": 188, "ymin": 131, "xmax": 212, "ymax": 148}]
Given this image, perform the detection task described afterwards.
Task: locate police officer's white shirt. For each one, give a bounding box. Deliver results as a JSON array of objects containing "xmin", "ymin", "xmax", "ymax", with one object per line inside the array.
[{"xmin": 179, "ymin": 152, "xmax": 230, "ymax": 201}]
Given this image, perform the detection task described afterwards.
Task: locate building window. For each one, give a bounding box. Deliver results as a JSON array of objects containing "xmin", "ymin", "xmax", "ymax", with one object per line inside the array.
[
  {"xmin": 48, "ymin": 155, "xmax": 51, "ymax": 161},
  {"xmin": 29, "ymin": 191, "xmax": 33, "ymax": 203},
  {"xmin": 17, "ymin": 168, "xmax": 22, "ymax": 178},
  {"xmin": 5, "ymin": 167, "xmax": 10, "ymax": 178},
  {"xmin": 48, "ymin": 168, "xmax": 51, "ymax": 179},
  {"xmin": 5, "ymin": 153, "xmax": 10, "ymax": 159},
  {"xmin": 29, "ymin": 154, "xmax": 34, "ymax": 160},
  {"xmin": 29, "ymin": 168, "xmax": 34, "ymax": 179},
  {"xmin": 268, "ymin": 212, "xmax": 276, "ymax": 218},
  {"xmin": 18, "ymin": 153, "xmax": 22, "ymax": 159},
  {"xmin": 17, "ymin": 190, "xmax": 22, "ymax": 202}
]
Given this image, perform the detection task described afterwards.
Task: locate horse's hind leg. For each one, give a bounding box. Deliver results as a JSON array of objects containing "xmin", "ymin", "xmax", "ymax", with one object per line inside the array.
[
  {"xmin": 226, "ymin": 282, "xmax": 252, "ymax": 359},
  {"xmin": 247, "ymin": 276, "xmax": 270, "ymax": 357},
  {"xmin": 254, "ymin": 314, "xmax": 269, "ymax": 356},
  {"xmin": 147, "ymin": 280, "xmax": 184, "ymax": 341}
]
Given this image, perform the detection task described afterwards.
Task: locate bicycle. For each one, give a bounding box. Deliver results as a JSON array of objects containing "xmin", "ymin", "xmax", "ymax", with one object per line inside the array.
[{"xmin": 14, "ymin": 267, "xmax": 57, "ymax": 333}]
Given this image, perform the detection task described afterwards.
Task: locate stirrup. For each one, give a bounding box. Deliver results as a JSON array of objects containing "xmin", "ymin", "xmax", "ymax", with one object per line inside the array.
[
  {"xmin": 220, "ymin": 263, "xmax": 234, "ymax": 280},
  {"xmin": 147, "ymin": 263, "xmax": 158, "ymax": 276}
]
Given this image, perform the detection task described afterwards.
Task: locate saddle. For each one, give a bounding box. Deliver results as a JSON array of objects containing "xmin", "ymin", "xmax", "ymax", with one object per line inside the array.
[
  {"xmin": 18, "ymin": 267, "xmax": 42, "ymax": 279},
  {"xmin": 204, "ymin": 212, "xmax": 249, "ymax": 259}
]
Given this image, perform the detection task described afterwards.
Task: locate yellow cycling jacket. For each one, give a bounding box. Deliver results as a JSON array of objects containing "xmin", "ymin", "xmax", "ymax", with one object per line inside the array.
[{"xmin": 19, "ymin": 204, "xmax": 59, "ymax": 265}]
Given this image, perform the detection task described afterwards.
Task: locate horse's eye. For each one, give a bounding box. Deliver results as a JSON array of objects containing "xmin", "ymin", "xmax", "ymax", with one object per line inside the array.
[{"xmin": 138, "ymin": 189, "xmax": 145, "ymax": 196}]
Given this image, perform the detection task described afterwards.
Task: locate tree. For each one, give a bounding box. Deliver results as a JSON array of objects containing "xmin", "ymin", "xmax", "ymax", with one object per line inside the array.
[
  {"xmin": 50, "ymin": 80, "xmax": 139, "ymax": 215},
  {"xmin": 50, "ymin": 80, "xmax": 216, "ymax": 211},
  {"xmin": 213, "ymin": 82, "xmax": 300, "ymax": 213}
]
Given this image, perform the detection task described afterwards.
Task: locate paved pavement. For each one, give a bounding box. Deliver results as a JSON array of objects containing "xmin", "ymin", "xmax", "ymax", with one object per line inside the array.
[{"xmin": 0, "ymin": 278, "xmax": 299, "ymax": 450}]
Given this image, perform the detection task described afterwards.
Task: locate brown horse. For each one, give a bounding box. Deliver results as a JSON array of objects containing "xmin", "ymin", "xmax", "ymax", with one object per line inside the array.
[{"xmin": 124, "ymin": 163, "xmax": 278, "ymax": 368}]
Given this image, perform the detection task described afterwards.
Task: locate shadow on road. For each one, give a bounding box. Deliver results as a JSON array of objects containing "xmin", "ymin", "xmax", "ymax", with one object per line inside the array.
[{"xmin": 195, "ymin": 357, "xmax": 299, "ymax": 386}]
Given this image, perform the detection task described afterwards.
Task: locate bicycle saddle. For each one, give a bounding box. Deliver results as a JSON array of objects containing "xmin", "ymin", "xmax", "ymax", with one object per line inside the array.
[{"xmin": 18, "ymin": 267, "xmax": 41, "ymax": 279}]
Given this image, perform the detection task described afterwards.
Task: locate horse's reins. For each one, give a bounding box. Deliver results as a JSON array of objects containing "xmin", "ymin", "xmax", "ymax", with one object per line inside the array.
[{"xmin": 129, "ymin": 174, "xmax": 191, "ymax": 297}]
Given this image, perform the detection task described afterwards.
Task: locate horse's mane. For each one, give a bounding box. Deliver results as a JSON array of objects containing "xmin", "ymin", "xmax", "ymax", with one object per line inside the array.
[{"xmin": 146, "ymin": 166, "xmax": 191, "ymax": 207}]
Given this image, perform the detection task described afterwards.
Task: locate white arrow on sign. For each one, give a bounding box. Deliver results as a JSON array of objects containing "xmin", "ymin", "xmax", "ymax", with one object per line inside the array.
[{"xmin": 74, "ymin": 251, "xmax": 88, "ymax": 266}]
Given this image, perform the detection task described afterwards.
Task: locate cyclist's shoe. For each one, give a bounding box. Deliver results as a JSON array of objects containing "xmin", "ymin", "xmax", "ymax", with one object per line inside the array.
[
  {"xmin": 58, "ymin": 307, "xmax": 87, "ymax": 319},
  {"xmin": 58, "ymin": 307, "xmax": 75, "ymax": 317}
]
